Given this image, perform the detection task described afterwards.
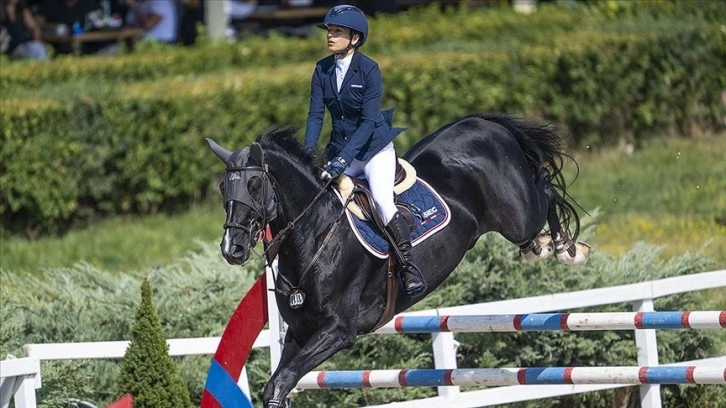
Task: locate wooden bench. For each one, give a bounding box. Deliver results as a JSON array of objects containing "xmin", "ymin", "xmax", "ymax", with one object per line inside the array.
[
  {"xmin": 247, "ymin": 6, "xmax": 329, "ymax": 22},
  {"xmin": 43, "ymin": 27, "xmax": 145, "ymax": 56}
]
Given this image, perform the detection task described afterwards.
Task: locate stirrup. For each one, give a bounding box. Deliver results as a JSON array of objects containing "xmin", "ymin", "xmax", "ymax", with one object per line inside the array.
[
  {"xmin": 554, "ymin": 233, "xmax": 591, "ymax": 266},
  {"xmin": 520, "ymin": 234, "xmax": 554, "ymax": 262},
  {"xmin": 399, "ymin": 262, "xmax": 426, "ymax": 297}
]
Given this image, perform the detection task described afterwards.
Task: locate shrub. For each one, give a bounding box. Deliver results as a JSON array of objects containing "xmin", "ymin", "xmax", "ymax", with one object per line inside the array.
[{"xmin": 115, "ymin": 278, "xmax": 193, "ymax": 408}]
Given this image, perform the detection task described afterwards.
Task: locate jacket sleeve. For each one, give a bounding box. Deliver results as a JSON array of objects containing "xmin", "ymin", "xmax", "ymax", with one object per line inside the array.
[
  {"xmin": 304, "ymin": 66, "xmax": 325, "ymax": 151},
  {"xmin": 338, "ymin": 63, "xmax": 382, "ymax": 163}
]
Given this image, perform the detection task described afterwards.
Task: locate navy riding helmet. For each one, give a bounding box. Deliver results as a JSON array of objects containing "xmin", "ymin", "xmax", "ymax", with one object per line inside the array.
[{"xmin": 317, "ymin": 4, "xmax": 369, "ymax": 48}]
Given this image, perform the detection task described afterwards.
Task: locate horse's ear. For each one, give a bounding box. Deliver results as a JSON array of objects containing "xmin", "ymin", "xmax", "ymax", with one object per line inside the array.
[
  {"xmin": 206, "ymin": 138, "xmax": 232, "ymax": 163},
  {"xmin": 249, "ymin": 142, "xmax": 265, "ymax": 166}
]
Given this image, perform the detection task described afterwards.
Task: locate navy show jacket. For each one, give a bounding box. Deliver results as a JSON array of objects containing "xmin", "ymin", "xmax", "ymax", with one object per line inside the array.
[{"xmin": 304, "ymin": 51, "xmax": 404, "ymax": 163}]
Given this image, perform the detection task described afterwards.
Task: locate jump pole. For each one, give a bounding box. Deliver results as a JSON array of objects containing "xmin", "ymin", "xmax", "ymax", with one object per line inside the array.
[
  {"xmin": 200, "ymin": 273, "xmax": 724, "ymax": 406},
  {"xmin": 298, "ymin": 366, "xmax": 726, "ymax": 389},
  {"xmin": 375, "ymin": 311, "xmax": 726, "ymax": 333}
]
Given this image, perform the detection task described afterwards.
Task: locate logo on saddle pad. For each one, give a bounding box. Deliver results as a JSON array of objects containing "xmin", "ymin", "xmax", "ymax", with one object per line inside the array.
[{"xmin": 421, "ymin": 206, "xmax": 441, "ymax": 221}]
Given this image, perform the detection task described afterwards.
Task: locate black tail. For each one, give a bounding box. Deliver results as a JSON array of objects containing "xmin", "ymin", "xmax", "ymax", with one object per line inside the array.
[{"xmin": 476, "ymin": 113, "xmax": 582, "ymax": 240}]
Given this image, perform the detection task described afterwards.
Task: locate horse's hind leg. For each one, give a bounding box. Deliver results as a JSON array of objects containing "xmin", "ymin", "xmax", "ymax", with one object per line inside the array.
[
  {"xmin": 520, "ymin": 169, "xmax": 590, "ymax": 264},
  {"xmin": 541, "ymin": 170, "xmax": 590, "ymax": 265},
  {"xmin": 262, "ymin": 321, "xmax": 356, "ymax": 408},
  {"xmin": 519, "ymin": 170, "xmax": 556, "ymax": 262},
  {"xmin": 550, "ymin": 210, "xmax": 591, "ymax": 265},
  {"xmin": 519, "ymin": 233, "xmax": 555, "ymax": 262}
]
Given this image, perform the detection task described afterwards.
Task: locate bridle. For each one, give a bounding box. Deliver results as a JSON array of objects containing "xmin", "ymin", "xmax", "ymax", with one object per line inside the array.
[
  {"xmin": 222, "ymin": 163, "xmax": 280, "ymax": 245},
  {"xmin": 222, "ymin": 159, "xmax": 351, "ymax": 308}
]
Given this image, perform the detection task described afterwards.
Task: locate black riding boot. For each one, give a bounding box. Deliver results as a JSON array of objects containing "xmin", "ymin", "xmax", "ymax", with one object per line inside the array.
[{"xmin": 386, "ymin": 212, "xmax": 427, "ymax": 296}]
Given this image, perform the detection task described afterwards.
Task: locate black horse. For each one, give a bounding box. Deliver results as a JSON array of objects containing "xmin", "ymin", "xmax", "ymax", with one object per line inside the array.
[{"xmin": 207, "ymin": 113, "xmax": 589, "ymax": 407}]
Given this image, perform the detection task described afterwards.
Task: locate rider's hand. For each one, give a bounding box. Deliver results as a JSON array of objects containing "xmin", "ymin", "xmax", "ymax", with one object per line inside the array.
[{"xmin": 321, "ymin": 156, "xmax": 348, "ymax": 180}]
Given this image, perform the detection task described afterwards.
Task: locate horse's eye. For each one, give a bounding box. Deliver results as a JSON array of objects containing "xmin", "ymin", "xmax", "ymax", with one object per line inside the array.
[
  {"xmin": 248, "ymin": 176, "xmax": 263, "ymax": 201},
  {"xmin": 218, "ymin": 181, "xmax": 225, "ymax": 194}
]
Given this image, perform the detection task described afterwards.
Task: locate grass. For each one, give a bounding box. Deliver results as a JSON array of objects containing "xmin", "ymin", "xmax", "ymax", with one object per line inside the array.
[
  {"xmin": 0, "ymin": 203, "xmax": 224, "ymax": 275},
  {"xmin": 565, "ymin": 134, "xmax": 726, "ymax": 267},
  {"xmin": 2, "ymin": 134, "xmax": 724, "ymax": 277}
]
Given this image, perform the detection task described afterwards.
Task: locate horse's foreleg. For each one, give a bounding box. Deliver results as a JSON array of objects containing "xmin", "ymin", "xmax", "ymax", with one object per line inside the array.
[
  {"xmin": 263, "ymin": 331, "xmax": 302, "ymax": 408},
  {"xmin": 263, "ymin": 321, "xmax": 356, "ymax": 408}
]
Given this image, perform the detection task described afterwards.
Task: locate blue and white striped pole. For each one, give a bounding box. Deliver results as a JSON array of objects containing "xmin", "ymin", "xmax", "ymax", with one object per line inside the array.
[
  {"xmin": 298, "ymin": 366, "xmax": 726, "ymax": 389},
  {"xmin": 374, "ymin": 311, "xmax": 725, "ymax": 333}
]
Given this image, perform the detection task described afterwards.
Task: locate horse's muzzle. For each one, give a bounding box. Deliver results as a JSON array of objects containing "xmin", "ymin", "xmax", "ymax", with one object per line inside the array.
[{"xmin": 221, "ymin": 230, "xmax": 250, "ymax": 265}]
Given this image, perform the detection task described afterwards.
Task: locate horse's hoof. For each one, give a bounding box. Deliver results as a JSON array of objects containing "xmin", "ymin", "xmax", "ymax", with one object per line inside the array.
[
  {"xmin": 266, "ymin": 400, "xmax": 287, "ymax": 408},
  {"xmin": 520, "ymin": 234, "xmax": 554, "ymax": 262},
  {"xmin": 554, "ymin": 234, "xmax": 591, "ymax": 265}
]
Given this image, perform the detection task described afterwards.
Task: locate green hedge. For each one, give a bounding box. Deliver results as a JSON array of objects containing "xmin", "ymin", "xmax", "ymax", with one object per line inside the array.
[
  {"xmin": 1, "ymin": 1, "xmax": 721, "ymax": 93},
  {"xmin": 0, "ymin": 5, "xmax": 584, "ymax": 92},
  {"xmin": 2, "ymin": 22, "xmax": 724, "ymax": 234}
]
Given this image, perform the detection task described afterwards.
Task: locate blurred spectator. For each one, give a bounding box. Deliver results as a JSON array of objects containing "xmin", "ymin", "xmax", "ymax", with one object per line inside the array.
[
  {"xmin": 0, "ymin": 0, "xmax": 47, "ymax": 60},
  {"xmin": 229, "ymin": 0, "xmax": 257, "ymax": 19},
  {"xmin": 178, "ymin": 0, "xmax": 203, "ymax": 45},
  {"xmin": 35, "ymin": 0, "xmax": 120, "ymax": 55},
  {"xmin": 124, "ymin": 0, "xmax": 177, "ymax": 43},
  {"xmin": 226, "ymin": 0, "xmax": 257, "ymax": 40}
]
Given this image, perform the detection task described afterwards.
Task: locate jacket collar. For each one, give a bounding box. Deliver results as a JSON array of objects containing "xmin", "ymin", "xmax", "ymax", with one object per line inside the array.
[
  {"xmin": 343, "ymin": 51, "xmax": 362, "ymax": 88},
  {"xmin": 328, "ymin": 51, "xmax": 362, "ymax": 95}
]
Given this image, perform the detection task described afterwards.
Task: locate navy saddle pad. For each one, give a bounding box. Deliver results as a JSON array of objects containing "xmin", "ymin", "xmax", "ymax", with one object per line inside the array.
[{"xmin": 345, "ymin": 177, "xmax": 450, "ymax": 259}]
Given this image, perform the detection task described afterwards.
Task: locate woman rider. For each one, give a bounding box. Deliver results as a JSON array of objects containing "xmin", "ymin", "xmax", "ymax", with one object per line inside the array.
[{"xmin": 303, "ymin": 5, "xmax": 426, "ymax": 297}]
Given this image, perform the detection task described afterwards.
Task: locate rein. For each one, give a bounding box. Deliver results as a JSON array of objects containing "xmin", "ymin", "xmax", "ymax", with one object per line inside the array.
[
  {"xmin": 261, "ymin": 177, "xmax": 334, "ymax": 264},
  {"xmin": 225, "ymin": 160, "xmax": 352, "ymax": 309},
  {"xmin": 272, "ymin": 190, "xmax": 352, "ymax": 295},
  {"xmin": 264, "ymin": 177, "xmax": 354, "ymax": 308}
]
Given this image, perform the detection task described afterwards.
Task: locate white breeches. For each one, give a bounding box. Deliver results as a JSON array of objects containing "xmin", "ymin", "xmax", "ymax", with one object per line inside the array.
[{"xmin": 344, "ymin": 142, "xmax": 398, "ymax": 225}]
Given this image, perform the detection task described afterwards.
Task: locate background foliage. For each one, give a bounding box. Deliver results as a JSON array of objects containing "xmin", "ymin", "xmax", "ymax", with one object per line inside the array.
[
  {"xmin": 116, "ymin": 279, "xmax": 193, "ymax": 408},
  {"xmin": 1, "ymin": 1, "xmax": 725, "ymax": 407},
  {"xmin": 1, "ymin": 236, "xmax": 724, "ymax": 407},
  {"xmin": 1, "ymin": 1, "xmax": 724, "ymax": 234}
]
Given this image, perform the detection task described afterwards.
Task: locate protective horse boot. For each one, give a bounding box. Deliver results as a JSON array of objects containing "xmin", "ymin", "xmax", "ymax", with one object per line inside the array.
[
  {"xmin": 520, "ymin": 234, "xmax": 554, "ymax": 262},
  {"xmin": 553, "ymin": 231, "xmax": 591, "ymax": 265},
  {"xmin": 386, "ymin": 212, "xmax": 427, "ymax": 296}
]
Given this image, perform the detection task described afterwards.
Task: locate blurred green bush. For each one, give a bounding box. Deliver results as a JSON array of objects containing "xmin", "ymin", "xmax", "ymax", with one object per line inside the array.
[{"xmin": 1, "ymin": 237, "xmax": 723, "ymax": 407}]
